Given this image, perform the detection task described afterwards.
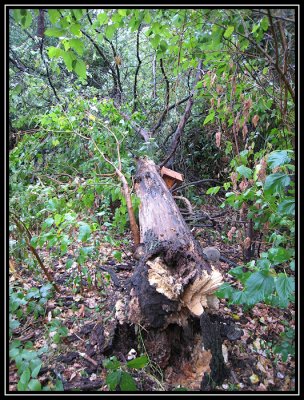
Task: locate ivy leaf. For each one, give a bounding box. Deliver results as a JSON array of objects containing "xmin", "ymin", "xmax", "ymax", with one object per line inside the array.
[
  {"xmin": 231, "ymin": 290, "xmax": 248, "ymax": 305},
  {"xmin": 203, "ymin": 110, "xmax": 215, "ymax": 125},
  {"xmin": 127, "ymin": 355, "xmax": 149, "ymax": 369},
  {"xmin": 106, "ymin": 370, "xmax": 121, "ymax": 391},
  {"xmin": 264, "ymin": 173, "xmax": 290, "ymax": 195},
  {"xmin": 45, "ymin": 27, "xmax": 66, "ymax": 37},
  {"xmin": 73, "ymin": 59, "xmax": 87, "ymax": 79},
  {"xmin": 275, "ymin": 274, "xmax": 294, "ymax": 300},
  {"xmin": 224, "ymin": 25, "xmax": 234, "ymax": 38},
  {"xmin": 120, "ymin": 371, "xmax": 137, "ymax": 391},
  {"xmin": 267, "ymin": 150, "xmax": 291, "ymax": 169},
  {"xmin": 236, "ymin": 165, "xmax": 252, "ymax": 179},
  {"xmin": 78, "ymin": 222, "xmax": 91, "ymax": 242}
]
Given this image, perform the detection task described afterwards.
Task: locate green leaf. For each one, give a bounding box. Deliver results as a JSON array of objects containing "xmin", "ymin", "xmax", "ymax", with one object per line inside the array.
[
  {"xmin": 260, "ymin": 16, "xmax": 269, "ymax": 31},
  {"xmin": 70, "ymin": 23, "xmax": 81, "ymax": 36},
  {"xmin": 206, "ymin": 186, "xmax": 220, "ymax": 195},
  {"xmin": 106, "ymin": 370, "xmax": 121, "ymax": 391},
  {"xmin": 97, "ymin": 12, "xmax": 108, "ymax": 25},
  {"xmin": 236, "ymin": 165, "xmax": 252, "ymax": 179},
  {"xmin": 120, "ymin": 371, "xmax": 137, "ymax": 391},
  {"xmin": 45, "ymin": 27, "xmax": 66, "ymax": 37},
  {"xmin": 105, "ymin": 24, "xmax": 116, "ymax": 40},
  {"xmin": 54, "ymin": 214, "xmax": 63, "ymax": 226},
  {"xmin": 277, "ymin": 198, "xmax": 295, "ymax": 216},
  {"xmin": 20, "ymin": 368, "xmax": 31, "ymax": 385},
  {"xmin": 28, "ymin": 378, "xmax": 42, "ymax": 391},
  {"xmin": 215, "ymin": 282, "xmax": 234, "ymax": 299},
  {"xmin": 73, "ymin": 59, "xmax": 86, "ymax": 79},
  {"xmin": 245, "ymin": 270, "xmax": 275, "ymax": 304},
  {"xmin": 62, "ymin": 51, "xmax": 74, "ymax": 71},
  {"xmin": 275, "ymin": 274, "xmax": 294, "ymax": 300},
  {"xmin": 47, "ymin": 47, "xmax": 63, "ymax": 58},
  {"xmin": 268, "ymin": 247, "xmax": 293, "ymax": 265},
  {"xmin": 159, "ymin": 40, "xmax": 168, "ymax": 52},
  {"xmin": 78, "ymin": 222, "xmax": 91, "ymax": 242},
  {"xmin": 231, "ymin": 290, "xmax": 248, "ymax": 305},
  {"xmin": 113, "ymin": 250, "xmax": 122, "ymax": 262},
  {"xmin": 66, "ymin": 259, "xmax": 74, "ymax": 269},
  {"xmin": 127, "ymin": 355, "xmax": 149, "ymax": 369},
  {"xmin": 224, "ymin": 25, "xmax": 234, "ymax": 38},
  {"xmin": 264, "ymin": 173, "xmax": 290, "ymax": 195},
  {"xmin": 69, "ymin": 39, "xmax": 84, "ymax": 55},
  {"xmin": 42, "ymin": 217, "xmax": 54, "ymax": 229},
  {"xmin": 48, "ymin": 9, "xmax": 61, "ymax": 24},
  {"xmin": 30, "ymin": 359, "xmax": 42, "ymax": 378},
  {"xmin": 21, "ymin": 11, "xmax": 33, "ymax": 29},
  {"xmin": 267, "ymin": 150, "xmax": 291, "ymax": 169},
  {"xmin": 103, "ymin": 356, "xmax": 121, "ymax": 371},
  {"xmin": 203, "ymin": 110, "xmax": 215, "ymax": 125}
]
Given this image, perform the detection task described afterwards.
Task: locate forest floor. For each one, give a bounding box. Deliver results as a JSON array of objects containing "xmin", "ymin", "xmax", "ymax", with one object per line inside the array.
[{"xmin": 8, "ymin": 202, "xmax": 296, "ymax": 393}]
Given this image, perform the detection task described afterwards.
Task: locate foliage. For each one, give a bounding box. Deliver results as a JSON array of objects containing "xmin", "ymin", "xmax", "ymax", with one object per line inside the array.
[{"xmin": 102, "ymin": 355, "xmax": 149, "ymax": 391}]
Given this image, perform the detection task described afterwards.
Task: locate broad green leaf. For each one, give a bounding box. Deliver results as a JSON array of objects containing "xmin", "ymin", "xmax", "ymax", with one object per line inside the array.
[
  {"xmin": 120, "ymin": 371, "xmax": 137, "ymax": 391},
  {"xmin": 21, "ymin": 11, "xmax": 32, "ymax": 29},
  {"xmin": 118, "ymin": 9, "xmax": 127, "ymax": 16},
  {"xmin": 69, "ymin": 39, "xmax": 84, "ymax": 55},
  {"xmin": 245, "ymin": 270, "xmax": 275, "ymax": 304},
  {"xmin": 70, "ymin": 23, "xmax": 81, "ymax": 36},
  {"xmin": 268, "ymin": 247, "xmax": 293, "ymax": 265},
  {"xmin": 224, "ymin": 25, "xmax": 234, "ymax": 38},
  {"xmin": 236, "ymin": 165, "xmax": 252, "ymax": 179},
  {"xmin": 103, "ymin": 356, "xmax": 121, "ymax": 371},
  {"xmin": 203, "ymin": 110, "xmax": 215, "ymax": 125},
  {"xmin": 45, "ymin": 27, "xmax": 66, "ymax": 37},
  {"xmin": 260, "ymin": 16, "xmax": 269, "ymax": 31},
  {"xmin": 159, "ymin": 40, "xmax": 168, "ymax": 52},
  {"xmin": 66, "ymin": 259, "xmax": 74, "ymax": 269},
  {"xmin": 105, "ymin": 24, "xmax": 116, "ymax": 40},
  {"xmin": 127, "ymin": 355, "xmax": 149, "ymax": 369},
  {"xmin": 264, "ymin": 173, "xmax": 290, "ymax": 195},
  {"xmin": 106, "ymin": 370, "xmax": 121, "ymax": 391},
  {"xmin": 48, "ymin": 46, "xmax": 63, "ymax": 58},
  {"xmin": 113, "ymin": 250, "xmax": 122, "ymax": 262},
  {"xmin": 73, "ymin": 59, "xmax": 87, "ymax": 79},
  {"xmin": 267, "ymin": 150, "xmax": 291, "ymax": 169},
  {"xmin": 231, "ymin": 290, "xmax": 248, "ymax": 305},
  {"xmin": 42, "ymin": 217, "xmax": 54, "ymax": 229},
  {"xmin": 277, "ymin": 198, "xmax": 295, "ymax": 216},
  {"xmin": 206, "ymin": 186, "xmax": 220, "ymax": 195},
  {"xmin": 48, "ymin": 9, "xmax": 60, "ymax": 24},
  {"xmin": 13, "ymin": 9, "xmax": 22, "ymax": 22},
  {"xmin": 20, "ymin": 368, "xmax": 31, "ymax": 385},
  {"xmin": 215, "ymin": 282, "xmax": 234, "ymax": 299},
  {"xmin": 62, "ymin": 51, "xmax": 74, "ymax": 71},
  {"xmin": 275, "ymin": 274, "xmax": 294, "ymax": 300},
  {"xmin": 151, "ymin": 35, "xmax": 160, "ymax": 49},
  {"xmin": 78, "ymin": 222, "xmax": 91, "ymax": 242},
  {"xmin": 71, "ymin": 9, "xmax": 85, "ymax": 21},
  {"xmin": 97, "ymin": 12, "xmax": 108, "ymax": 25},
  {"xmin": 30, "ymin": 359, "xmax": 42, "ymax": 378},
  {"xmin": 54, "ymin": 214, "xmax": 63, "ymax": 226},
  {"xmin": 28, "ymin": 378, "xmax": 42, "ymax": 391}
]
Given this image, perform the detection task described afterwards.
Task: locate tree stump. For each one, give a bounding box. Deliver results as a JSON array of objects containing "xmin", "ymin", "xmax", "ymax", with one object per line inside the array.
[{"xmin": 115, "ymin": 158, "xmax": 228, "ymax": 388}]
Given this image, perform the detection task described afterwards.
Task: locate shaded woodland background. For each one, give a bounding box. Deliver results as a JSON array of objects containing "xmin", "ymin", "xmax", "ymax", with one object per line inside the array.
[{"xmin": 8, "ymin": 7, "xmax": 296, "ymax": 393}]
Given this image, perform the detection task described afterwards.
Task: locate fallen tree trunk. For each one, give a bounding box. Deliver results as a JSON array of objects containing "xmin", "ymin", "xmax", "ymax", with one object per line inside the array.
[{"xmin": 114, "ymin": 158, "xmax": 235, "ymax": 388}]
